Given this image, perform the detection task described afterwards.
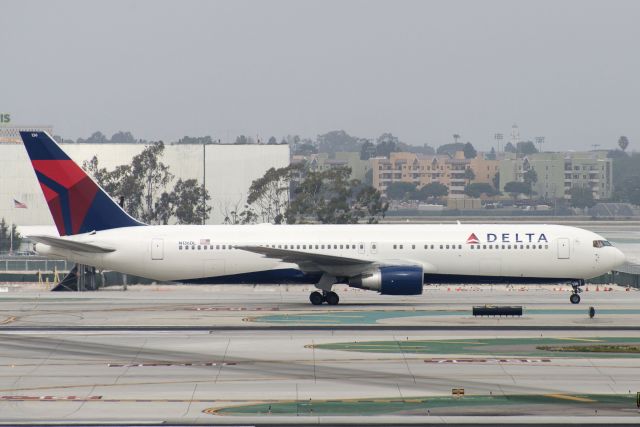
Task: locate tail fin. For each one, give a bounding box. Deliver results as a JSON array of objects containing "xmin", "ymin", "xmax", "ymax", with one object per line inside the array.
[{"xmin": 20, "ymin": 131, "xmax": 143, "ymax": 236}]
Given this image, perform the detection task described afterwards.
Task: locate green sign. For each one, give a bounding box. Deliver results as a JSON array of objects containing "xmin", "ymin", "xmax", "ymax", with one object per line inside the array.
[{"xmin": 0, "ymin": 114, "xmax": 10, "ymax": 124}]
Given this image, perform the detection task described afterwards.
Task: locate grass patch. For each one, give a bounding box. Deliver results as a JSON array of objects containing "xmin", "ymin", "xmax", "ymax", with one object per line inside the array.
[{"xmin": 537, "ymin": 344, "xmax": 640, "ymax": 354}]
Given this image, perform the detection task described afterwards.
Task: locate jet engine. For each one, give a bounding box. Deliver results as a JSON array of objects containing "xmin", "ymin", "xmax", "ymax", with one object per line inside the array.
[{"xmin": 348, "ymin": 266, "xmax": 423, "ymax": 295}]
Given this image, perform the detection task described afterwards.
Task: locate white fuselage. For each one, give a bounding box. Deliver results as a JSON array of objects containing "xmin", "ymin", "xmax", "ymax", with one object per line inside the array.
[{"xmin": 34, "ymin": 223, "xmax": 625, "ymax": 285}]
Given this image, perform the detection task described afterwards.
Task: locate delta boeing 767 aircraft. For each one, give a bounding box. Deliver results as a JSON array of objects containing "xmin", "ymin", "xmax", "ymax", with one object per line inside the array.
[{"xmin": 20, "ymin": 132, "xmax": 626, "ymax": 305}]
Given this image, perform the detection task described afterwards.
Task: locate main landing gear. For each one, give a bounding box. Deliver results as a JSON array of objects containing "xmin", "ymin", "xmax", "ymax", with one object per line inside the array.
[
  {"xmin": 309, "ymin": 291, "xmax": 340, "ymax": 306},
  {"xmin": 569, "ymin": 279, "xmax": 585, "ymax": 304}
]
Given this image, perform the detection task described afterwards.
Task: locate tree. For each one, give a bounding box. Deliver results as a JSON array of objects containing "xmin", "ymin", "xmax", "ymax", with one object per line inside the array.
[
  {"xmin": 83, "ymin": 142, "xmax": 210, "ymax": 225},
  {"xmin": 463, "ymin": 142, "xmax": 477, "ymax": 159},
  {"xmin": 0, "ymin": 218, "xmax": 21, "ymax": 253},
  {"xmin": 292, "ymin": 142, "xmax": 317, "ymax": 156},
  {"xmin": 569, "ymin": 186, "xmax": 595, "ymax": 209},
  {"xmin": 486, "ymin": 147, "xmax": 497, "ymax": 160},
  {"xmin": 492, "ymin": 171, "xmax": 500, "ymax": 191},
  {"xmin": 613, "ymin": 175, "xmax": 640, "ymax": 205},
  {"xmin": 504, "ymin": 181, "xmax": 530, "ymax": 199},
  {"xmin": 517, "ymin": 141, "xmax": 538, "ymax": 155},
  {"xmin": 132, "ymin": 142, "xmax": 174, "ymax": 223},
  {"xmin": 523, "ymin": 168, "xmax": 538, "ymax": 197},
  {"xmin": 247, "ymin": 164, "xmax": 300, "ymax": 224},
  {"xmin": 360, "ymin": 141, "xmax": 376, "ymax": 160},
  {"xmin": 111, "ymin": 131, "xmax": 137, "ymax": 144},
  {"xmin": 464, "ymin": 168, "xmax": 475, "ymax": 185},
  {"xmin": 350, "ymin": 184, "xmax": 388, "ymax": 224},
  {"xmin": 234, "ymin": 135, "xmax": 253, "ymax": 145},
  {"xmin": 375, "ymin": 133, "xmax": 400, "ymax": 157},
  {"xmin": 286, "ymin": 166, "xmax": 387, "ymax": 224},
  {"xmin": 172, "ymin": 179, "xmax": 212, "ymax": 224},
  {"xmin": 416, "ymin": 182, "xmax": 448, "ymax": 201},
  {"xmin": 175, "ymin": 135, "xmax": 214, "ymax": 145},
  {"xmin": 464, "ymin": 183, "xmax": 498, "ymax": 198},
  {"xmin": 437, "ymin": 142, "xmax": 465, "ymax": 156},
  {"xmin": 504, "ymin": 142, "xmax": 516, "ymax": 153},
  {"xmin": 317, "ymin": 130, "xmax": 361, "ymax": 155},
  {"xmin": 453, "ymin": 134, "xmax": 460, "ymax": 143},
  {"xmin": 267, "ymin": 136, "xmax": 277, "ymax": 145},
  {"xmin": 385, "ymin": 182, "xmax": 417, "ymax": 200},
  {"xmin": 618, "ymin": 136, "xmax": 630, "ymax": 152},
  {"xmin": 77, "ymin": 131, "xmax": 108, "ymax": 144}
]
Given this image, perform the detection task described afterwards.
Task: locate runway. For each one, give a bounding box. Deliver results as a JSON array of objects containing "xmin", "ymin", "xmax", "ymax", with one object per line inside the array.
[{"xmin": 0, "ymin": 285, "xmax": 640, "ymax": 424}]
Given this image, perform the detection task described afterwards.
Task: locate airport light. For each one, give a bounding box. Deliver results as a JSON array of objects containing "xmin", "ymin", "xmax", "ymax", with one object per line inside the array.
[{"xmin": 494, "ymin": 133, "xmax": 504, "ymax": 152}]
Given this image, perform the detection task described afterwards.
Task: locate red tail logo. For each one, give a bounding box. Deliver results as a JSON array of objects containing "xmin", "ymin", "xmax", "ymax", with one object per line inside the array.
[{"xmin": 466, "ymin": 233, "xmax": 479, "ymax": 244}]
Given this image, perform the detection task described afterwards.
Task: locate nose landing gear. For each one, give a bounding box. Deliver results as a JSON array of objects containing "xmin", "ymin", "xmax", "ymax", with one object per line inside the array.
[
  {"xmin": 569, "ymin": 279, "xmax": 585, "ymax": 304},
  {"xmin": 309, "ymin": 290, "xmax": 340, "ymax": 305}
]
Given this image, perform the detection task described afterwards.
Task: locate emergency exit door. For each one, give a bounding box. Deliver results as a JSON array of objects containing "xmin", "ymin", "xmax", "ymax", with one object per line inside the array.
[
  {"xmin": 151, "ymin": 238, "xmax": 164, "ymax": 260},
  {"xmin": 557, "ymin": 238, "xmax": 570, "ymax": 259}
]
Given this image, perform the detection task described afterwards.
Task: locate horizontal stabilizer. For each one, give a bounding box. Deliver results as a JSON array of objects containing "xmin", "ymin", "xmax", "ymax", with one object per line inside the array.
[{"xmin": 29, "ymin": 235, "xmax": 115, "ymax": 253}]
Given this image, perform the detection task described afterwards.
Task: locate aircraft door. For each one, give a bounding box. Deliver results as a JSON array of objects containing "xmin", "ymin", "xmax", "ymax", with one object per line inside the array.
[
  {"xmin": 557, "ymin": 238, "xmax": 570, "ymax": 259},
  {"xmin": 151, "ymin": 238, "xmax": 164, "ymax": 260}
]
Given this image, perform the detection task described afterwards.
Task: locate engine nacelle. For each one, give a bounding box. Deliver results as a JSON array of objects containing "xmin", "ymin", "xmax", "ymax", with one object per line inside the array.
[{"xmin": 348, "ymin": 266, "xmax": 423, "ymax": 295}]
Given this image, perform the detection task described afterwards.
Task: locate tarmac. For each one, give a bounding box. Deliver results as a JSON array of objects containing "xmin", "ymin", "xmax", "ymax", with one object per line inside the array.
[{"xmin": 0, "ymin": 284, "xmax": 640, "ymax": 425}]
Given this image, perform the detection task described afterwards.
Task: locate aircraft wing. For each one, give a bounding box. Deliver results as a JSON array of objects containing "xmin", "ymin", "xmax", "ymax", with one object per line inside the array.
[
  {"xmin": 29, "ymin": 235, "xmax": 116, "ymax": 253},
  {"xmin": 237, "ymin": 245, "xmax": 372, "ymax": 275}
]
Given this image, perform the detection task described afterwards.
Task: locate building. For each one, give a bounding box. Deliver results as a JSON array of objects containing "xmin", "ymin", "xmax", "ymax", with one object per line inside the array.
[
  {"xmin": 0, "ymin": 136, "xmax": 290, "ymax": 227},
  {"xmin": 307, "ymin": 152, "xmax": 371, "ymax": 182},
  {"xmin": 499, "ymin": 151, "xmax": 612, "ymax": 200},
  {"xmin": 371, "ymin": 151, "xmax": 499, "ymax": 198}
]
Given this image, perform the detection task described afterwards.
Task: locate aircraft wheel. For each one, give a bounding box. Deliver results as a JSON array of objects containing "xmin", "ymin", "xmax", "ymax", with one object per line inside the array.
[
  {"xmin": 309, "ymin": 291, "xmax": 324, "ymax": 305},
  {"xmin": 325, "ymin": 291, "xmax": 339, "ymax": 305},
  {"xmin": 570, "ymin": 293, "xmax": 581, "ymax": 304}
]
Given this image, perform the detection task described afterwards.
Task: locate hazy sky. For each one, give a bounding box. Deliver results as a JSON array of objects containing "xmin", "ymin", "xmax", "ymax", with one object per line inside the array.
[{"xmin": 2, "ymin": 0, "xmax": 639, "ymax": 151}]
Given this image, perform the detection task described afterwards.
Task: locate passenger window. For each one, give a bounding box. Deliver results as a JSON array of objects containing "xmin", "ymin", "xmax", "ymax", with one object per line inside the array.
[
  {"xmin": 334, "ymin": 245, "xmax": 338, "ymax": 249},
  {"xmin": 340, "ymin": 244, "xmax": 344, "ymax": 249},
  {"xmin": 482, "ymin": 245, "xmax": 486, "ymax": 249},
  {"xmin": 488, "ymin": 245, "xmax": 492, "ymax": 249},
  {"xmin": 446, "ymin": 245, "xmax": 450, "ymax": 249},
  {"xmin": 430, "ymin": 245, "xmax": 434, "ymax": 249},
  {"xmin": 222, "ymin": 245, "xmax": 226, "ymax": 249},
  {"xmin": 458, "ymin": 245, "xmax": 462, "ymax": 249},
  {"xmin": 393, "ymin": 244, "xmax": 397, "ymax": 249},
  {"xmin": 424, "ymin": 245, "xmax": 428, "ymax": 249},
  {"xmin": 412, "ymin": 244, "xmax": 416, "ymax": 249},
  {"xmin": 321, "ymin": 245, "xmax": 325, "ymax": 249},
  {"xmin": 191, "ymin": 245, "xmax": 195, "ymax": 250},
  {"xmin": 399, "ymin": 245, "xmax": 403, "ymax": 249},
  {"xmin": 440, "ymin": 245, "xmax": 443, "ymax": 249},
  {"xmin": 185, "ymin": 246, "xmax": 189, "ymax": 250},
  {"xmin": 179, "ymin": 246, "xmax": 182, "ymax": 250}
]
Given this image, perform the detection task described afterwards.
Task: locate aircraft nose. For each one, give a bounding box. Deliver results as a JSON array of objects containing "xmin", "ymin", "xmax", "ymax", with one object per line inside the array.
[{"xmin": 613, "ymin": 248, "xmax": 627, "ymax": 267}]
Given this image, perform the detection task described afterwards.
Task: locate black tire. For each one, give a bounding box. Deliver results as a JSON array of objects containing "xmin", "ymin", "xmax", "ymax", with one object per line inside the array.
[
  {"xmin": 570, "ymin": 293, "xmax": 581, "ymax": 304},
  {"xmin": 325, "ymin": 291, "xmax": 340, "ymax": 305},
  {"xmin": 310, "ymin": 291, "xmax": 324, "ymax": 305}
]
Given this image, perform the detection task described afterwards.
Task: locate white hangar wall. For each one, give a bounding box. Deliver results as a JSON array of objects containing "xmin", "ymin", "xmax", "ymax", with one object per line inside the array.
[{"xmin": 0, "ymin": 142, "xmax": 290, "ymax": 228}]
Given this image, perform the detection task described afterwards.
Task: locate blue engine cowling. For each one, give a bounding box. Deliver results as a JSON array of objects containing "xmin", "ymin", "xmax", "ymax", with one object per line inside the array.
[{"xmin": 348, "ymin": 266, "xmax": 423, "ymax": 295}]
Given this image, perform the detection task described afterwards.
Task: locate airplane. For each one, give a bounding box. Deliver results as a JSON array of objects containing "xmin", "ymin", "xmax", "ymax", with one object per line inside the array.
[{"xmin": 20, "ymin": 131, "xmax": 626, "ymax": 305}]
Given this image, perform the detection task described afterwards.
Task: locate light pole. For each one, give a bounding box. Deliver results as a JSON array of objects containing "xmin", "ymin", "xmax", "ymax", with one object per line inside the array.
[
  {"xmin": 494, "ymin": 133, "xmax": 504, "ymax": 153},
  {"xmin": 202, "ymin": 140, "xmax": 207, "ymax": 225},
  {"xmin": 535, "ymin": 136, "xmax": 545, "ymax": 153}
]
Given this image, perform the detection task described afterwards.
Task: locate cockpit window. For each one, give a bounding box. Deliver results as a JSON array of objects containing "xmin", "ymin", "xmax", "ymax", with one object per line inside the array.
[{"xmin": 593, "ymin": 240, "xmax": 613, "ymax": 248}]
